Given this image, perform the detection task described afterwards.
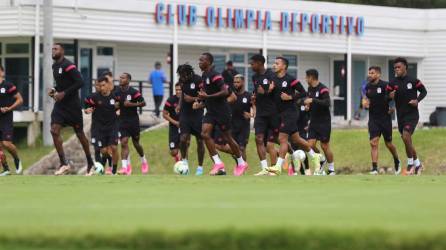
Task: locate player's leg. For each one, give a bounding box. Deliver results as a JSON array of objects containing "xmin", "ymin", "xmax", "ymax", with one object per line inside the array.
[
  {"xmin": 0, "ymin": 146, "xmax": 10, "ymax": 176},
  {"xmin": 51, "ymin": 123, "xmax": 70, "ymax": 175},
  {"xmin": 321, "ymin": 141, "xmax": 335, "ymax": 175},
  {"xmin": 131, "ymin": 133, "xmax": 149, "ymax": 174},
  {"xmin": 110, "ymin": 144, "xmax": 119, "ymax": 175},
  {"xmin": 75, "ymin": 128, "xmax": 95, "ymax": 174},
  {"xmin": 1, "ymin": 140, "xmax": 22, "ymax": 174},
  {"xmin": 195, "ymin": 137, "xmax": 205, "ymax": 176},
  {"xmin": 201, "ymin": 118, "xmax": 224, "ymax": 175},
  {"xmin": 382, "ymin": 124, "xmax": 401, "ymax": 175},
  {"xmin": 119, "ymin": 136, "xmax": 130, "ymax": 174},
  {"xmin": 221, "ymin": 128, "xmax": 248, "ymax": 176},
  {"xmin": 401, "ymin": 129, "xmax": 416, "ymax": 175},
  {"xmin": 369, "ymin": 136, "xmax": 380, "ymax": 175}
]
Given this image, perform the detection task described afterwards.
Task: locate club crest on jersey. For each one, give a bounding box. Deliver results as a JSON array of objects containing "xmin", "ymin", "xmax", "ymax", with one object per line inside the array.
[
  {"xmin": 170, "ymin": 142, "xmax": 175, "ymax": 148},
  {"xmin": 126, "ymin": 95, "xmax": 132, "ymax": 101},
  {"xmin": 242, "ymin": 97, "xmax": 247, "ymax": 103},
  {"xmin": 98, "ymin": 141, "xmax": 102, "ymax": 147},
  {"xmin": 206, "ymin": 78, "xmax": 210, "ymax": 85},
  {"xmin": 377, "ymin": 87, "xmax": 382, "ymax": 94},
  {"xmin": 263, "ymin": 79, "xmax": 268, "ymax": 85},
  {"xmin": 0, "ymin": 88, "xmax": 5, "ymax": 94},
  {"xmin": 58, "ymin": 67, "xmax": 63, "ymax": 74},
  {"xmin": 110, "ymin": 99, "xmax": 115, "ymax": 105},
  {"xmin": 315, "ymin": 91, "xmax": 319, "ymax": 97},
  {"xmin": 282, "ymin": 81, "xmax": 287, "ymax": 87},
  {"xmin": 301, "ymin": 105, "xmax": 305, "ymax": 111},
  {"xmin": 191, "ymin": 83, "xmax": 195, "ymax": 89},
  {"xmin": 91, "ymin": 138, "xmax": 96, "ymax": 143},
  {"xmin": 407, "ymin": 83, "xmax": 413, "ymax": 89}
]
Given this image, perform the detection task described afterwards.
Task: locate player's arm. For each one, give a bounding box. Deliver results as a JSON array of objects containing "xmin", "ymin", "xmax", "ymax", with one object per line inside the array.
[
  {"xmin": 312, "ymin": 88, "xmax": 331, "ymax": 107},
  {"xmin": 162, "ymin": 101, "xmax": 179, "ymax": 127},
  {"xmin": 124, "ymin": 91, "xmax": 145, "ymax": 108},
  {"xmin": 199, "ymin": 75, "xmax": 228, "ymax": 99},
  {"xmin": 9, "ymin": 92, "xmax": 24, "ymax": 111},
  {"xmin": 84, "ymin": 96, "xmax": 95, "ymax": 114},
  {"xmin": 64, "ymin": 65, "xmax": 84, "ymax": 97},
  {"xmin": 183, "ymin": 93, "xmax": 197, "ymax": 103},
  {"xmin": 416, "ymin": 80, "xmax": 427, "ymax": 102}
]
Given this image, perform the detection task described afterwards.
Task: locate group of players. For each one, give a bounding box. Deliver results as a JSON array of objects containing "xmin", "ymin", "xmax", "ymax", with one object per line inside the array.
[{"xmin": 0, "ymin": 43, "xmax": 427, "ymax": 176}]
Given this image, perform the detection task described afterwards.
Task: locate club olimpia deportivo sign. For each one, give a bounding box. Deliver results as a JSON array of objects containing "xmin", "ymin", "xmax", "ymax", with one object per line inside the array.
[{"xmin": 155, "ymin": 3, "xmax": 365, "ymax": 36}]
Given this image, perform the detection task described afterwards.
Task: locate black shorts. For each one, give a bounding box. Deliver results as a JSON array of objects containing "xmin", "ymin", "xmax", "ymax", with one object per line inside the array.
[
  {"xmin": 180, "ymin": 114, "xmax": 202, "ymax": 138},
  {"xmin": 95, "ymin": 127, "xmax": 119, "ymax": 148},
  {"xmin": 232, "ymin": 121, "xmax": 250, "ymax": 148},
  {"xmin": 203, "ymin": 112, "xmax": 231, "ymax": 132},
  {"xmin": 254, "ymin": 114, "xmax": 280, "ymax": 138},
  {"xmin": 169, "ymin": 125, "xmax": 181, "ymax": 150},
  {"xmin": 368, "ymin": 118, "xmax": 392, "ymax": 142},
  {"xmin": 308, "ymin": 121, "xmax": 331, "ymax": 143},
  {"xmin": 0, "ymin": 117, "xmax": 13, "ymax": 141},
  {"xmin": 279, "ymin": 110, "xmax": 299, "ymax": 135},
  {"xmin": 119, "ymin": 119, "xmax": 140, "ymax": 139},
  {"xmin": 51, "ymin": 105, "xmax": 83, "ymax": 132},
  {"xmin": 398, "ymin": 116, "xmax": 418, "ymax": 135}
]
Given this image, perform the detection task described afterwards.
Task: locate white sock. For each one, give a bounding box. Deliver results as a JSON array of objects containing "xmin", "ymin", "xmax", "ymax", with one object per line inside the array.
[
  {"xmin": 308, "ymin": 149, "xmax": 316, "ymax": 157},
  {"xmin": 212, "ymin": 154, "xmax": 223, "ymax": 164},
  {"xmin": 320, "ymin": 154, "xmax": 326, "ymax": 163},
  {"xmin": 140, "ymin": 155, "xmax": 147, "ymax": 163},
  {"xmin": 328, "ymin": 162, "xmax": 335, "ymax": 171},
  {"xmin": 197, "ymin": 166, "xmax": 203, "ymax": 170},
  {"xmin": 236, "ymin": 157, "xmax": 245, "ymax": 165},
  {"xmin": 276, "ymin": 157, "xmax": 284, "ymax": 168},
  {"xmin": 407, "ymin": 158, "xmax": 414, "ymax": 166},
  {"xmin": 260, "ymin": 160, "xmax": 268, "ymax": 170},
  {"xmin": 121, "ymin": 160, "xmax": 128, "ymax": 168},
  {"xmin": 414, "ymin": 158, "xmax": 421, "ymax": 167}
]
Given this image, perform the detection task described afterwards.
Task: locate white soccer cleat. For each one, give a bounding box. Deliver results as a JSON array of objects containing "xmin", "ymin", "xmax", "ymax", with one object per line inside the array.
[{"xmin": 15, "ymin": 161, "xmax": 23, "ymax": 175}]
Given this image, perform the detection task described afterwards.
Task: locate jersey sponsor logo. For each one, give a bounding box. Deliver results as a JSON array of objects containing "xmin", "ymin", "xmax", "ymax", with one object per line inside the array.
[
  {"xmin": 126, "ymin": 95, "xmax": 132, "ymax": 101},
  {"xmin": 242, "ymin": 97, "xmax": 248, "ymax": 103},
  {"xmin": 263, "ymin": 79, "xmax": 268, "ymax": 85},
  {"xmin": 110, "ymin": 99, "xmax": 116, "ymax": 105},
  {"xmin": 315, "ymin": 91, "xmax": 319, "ymax": 97},
  {"xmin": 206, "ymin": 78, "xmax": 210, "ymax": 85},
  {"xmin": 407, "ymin": 83, "xmax": 413, "ymax": 89},
  {"xmin": 190, "ymin": 83, "xmax": 195, "ymax": 89},
  {"xmin": 377, "ymin": 87, "xmax": 382, "ymax": 94},
  {"xmin": 58, "ymin": 67, "xmax": 63, "ymax": 74},
  {"xmin": 0, "ymin": 88, "xmax": 5, "ymax": 94},
  {"xmin": 282, "ymin": 81, "xmax": 288, "ymax": 87}
]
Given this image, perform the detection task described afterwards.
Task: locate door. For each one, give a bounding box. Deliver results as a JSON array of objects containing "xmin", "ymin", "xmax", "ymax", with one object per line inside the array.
[
  {"xmin": 80, "ymin": 48, "xmax": 93, "ymax": 102},
  {"xmin": 5, "ymin": 58, "xmax": 29, "ymax": 110},
  {"xmin": 333, "ymin": 60, "xmax": 347, "ymax": 118}
]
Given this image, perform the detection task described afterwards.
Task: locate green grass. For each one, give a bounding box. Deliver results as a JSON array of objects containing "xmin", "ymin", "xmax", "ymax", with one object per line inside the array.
[
  {"xmin": 129, "ymin": 127, "xmax": 446, "ymax": 175},
  {"xmin": 0, "ymin": 176, "xmax": 445, "ymax": 250}
]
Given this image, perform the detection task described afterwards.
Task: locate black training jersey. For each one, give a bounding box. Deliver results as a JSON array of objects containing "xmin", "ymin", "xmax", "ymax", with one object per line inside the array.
[
  {"xmin": 307, "ymin": 83, "xmax": 331, "ymax": 123},
  {"xmin": 272, "ymin": 73, "xmax": 306, "ymax": 113},
  {"xmin": 365, "ymin": 80, "xmax": 391, "ymax": 120},
  {"xmin": 85, "ymin": 92, "xmax": 118, "ymax": 130},
  {"xmin": 252, "ymin": 69, "xmax": 277, "ymax": 117},
  {"xmin": 114, "ymin": 86, "xmax": 144, "ymax": 120},
  {"xmin": 52, "ymin": 58, "xmax": 84, "ymax": 108},
  {"xmin": 201, "ymin": 69, "xmax": 229, "ymax": 115},
  {"xmin": 0, "ymin": 81, "xmax": 18, "ymax": 121},
  {"xmin": 164, "ymin": 95, "xmax": 180, "ymax": 126},
  {"xmin": 231, "ymin": 91, "xmax": 252, "ymax": 124},
  {"xmin": 181, "ymin": 74, "xmax": 204, "ymax": 117},
  {"xmin": 388, "ymin": 75, "xmax": 427, "ymax": 118}
]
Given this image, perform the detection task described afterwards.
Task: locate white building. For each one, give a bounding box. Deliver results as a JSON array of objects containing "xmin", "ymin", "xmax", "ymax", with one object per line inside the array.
[{"xmin": 1, "ymin": 0, "xmax": 445, "ymax": 143}]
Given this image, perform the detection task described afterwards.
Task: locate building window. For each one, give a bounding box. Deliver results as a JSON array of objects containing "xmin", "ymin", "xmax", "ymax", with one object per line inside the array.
[
  {"xmin": 6, "ymin": 43, "xmax": 29, "ymax": 54},
  {"xmin": 97, "ymin": 47, "xmax": 114, "ymax": 56}
]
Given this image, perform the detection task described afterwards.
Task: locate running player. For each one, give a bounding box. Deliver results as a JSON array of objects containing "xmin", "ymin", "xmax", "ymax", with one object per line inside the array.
[
  {"xmin": 303, "ymin": 69, "xmax": 335, "ymax": 175},
  {"xmin": 0, "ymin": 64, "xmax": 24, "ymax": 176},
  {"xmin": 176, "ymin": 64, "xmax": 206, "ymax": 175},
  {"xmin": 49, "ymin": 43, "xmax": 94, "ymax": 175},
  {"xmin": 198, "ymin": 53, "xmax": 248, "ymax": 176},
  {"xmin": 267, "ymin": 57, "xmax": 320, "ymax": 175},
  {"xmin": 364, "ymin": 66, "xmax": 400, "ymax": 175},
  {"xmin": 84, "ymin": 77, "xmax": 119, "ymax": 175},
  {"xmin": 115, "ymin": 72, "xmax": 148, "ymax": 175},
  {"xmin": 388, "ymin": 57, "xmax": 427, "ymax": 175},
  {"xmin": 163, "ymin": 83, "xmax": 181, "ymax": 163}
]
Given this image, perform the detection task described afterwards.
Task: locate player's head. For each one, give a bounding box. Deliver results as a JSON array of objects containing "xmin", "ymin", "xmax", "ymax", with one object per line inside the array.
[
  {"xmin": 0, "ymin": 64, "xmax": 4, "ymax": 78},
  {"xmin": 368, "ymin": 66, "xmax": 381, "ymax": 82},
  {"xmin": 305, "ymin": 69, "xmax": 319, "ymax": 86},
  {"xmin": 234, "ymin": 74, "xmax": 245, "ymax": 91},
  {"xmin": 177, "ymin": 64, "xmax": 194, "ymax": 83},
  {"xmin": 249, "ymin": 54, "xmax": 265, "ymax": 73},
  {"xmin": 226, "ymin": 61, "xmax": 234, "ymax": 70},
  {"xmin": 273, "ymin": 56, "xmax": 289, "ymax": 73},
  {"xmin": 199, "ymin": 53, "xmax": 214, "ymax": 71},
  {"xmin": 119, "ymin": 72, "xmax": 131, "ymax": 87},
  {"xmin": 52, "ymin": 43, "xmax": 65, "ymax": 60},
  {"xmin": 175, "ymin": 82, "xmax": 182, "ymax": 98},
  {"xmin": 97, "ymin": 76, "xmax": 109, "ymax": 95},
  {"xmin": 393, "ymin": 57, "xmax": 408, "ymax": 78}
]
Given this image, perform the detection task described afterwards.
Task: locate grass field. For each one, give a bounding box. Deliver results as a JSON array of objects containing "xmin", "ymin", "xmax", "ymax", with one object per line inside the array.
[{"xmin": 0, "ymin": 176, "xmax": 445, "ymax": 250}]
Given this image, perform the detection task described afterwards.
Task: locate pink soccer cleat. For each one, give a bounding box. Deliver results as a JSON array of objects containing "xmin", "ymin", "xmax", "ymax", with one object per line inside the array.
[
  {"xmin": 288, "ymin": 164, "xmax": 295, "ymax": 176},
  {"xmin": 105, "ymin": 167, "xmax": 113, "ymax": 175},
  {"xmin": 234, "ymin": 162, "xmax": 248, "ymax": 176},
  {"xmin": 141, "ymin": 161, "xmax": 149, "ymax": 174},
  {"xmin": 118, "ymin": 167, "xmax": 128, "ymax": 175},
  {"xmin": 126, "ymin": 164, "xmax": 132, "ymax": 175},
  {"xmin": 209, "ymin": 163, "xmax": 225, "ymax": 176}
]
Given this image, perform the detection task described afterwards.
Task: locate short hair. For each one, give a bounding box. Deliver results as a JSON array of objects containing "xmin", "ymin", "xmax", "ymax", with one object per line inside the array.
[
  {"xmin": 101, "ymin": 71, "xmax": 113, "ymax": 78},
  {"xmin": 226, "ymin": 61, "xmax": 233, "ymax": 66},
  {"xmin": 123, "ymin": 72, "xmax": 132, "ymax": 81},
  {"xmin": 202, "ymin": 52, "xmax": 214, "ymax": 65},
  {"xmin": 97, "ymin": 76, "xmax": 108, "ymax": 83},
  {"xmin": 155, "ymin": 61, "xmax": 161, "ymax": 67},
  {"xmin": 250, "ymin": 54, "xmax": 265, "ymax": 64},
  {"xmin": 394, "ymin": 57, "xmax": 408, "ymax": 68},
  {"xmin": 306, "ymin": 69, "xmax": 319, "ymax": 80},
  {"xmin": 54, "ymin": 43, "xmax": 65, "ymax": 50},
  {"xmin": 0, "ymin": 64, "xmax": 4, "ymax": 72},
  {"xmin": 368, "ymin": 66, "xmax": 381, "ymax": 73},
  {"xmin": 234, "ymin": 74, "xmax": 245, "ymax": 81},
  {"xmin": 175, "ymin": 82, "xmax": 181, "ymax": 87},
  {"xmin": 276, "ymin": 56, "xmax": 289, "ymax": 69}
]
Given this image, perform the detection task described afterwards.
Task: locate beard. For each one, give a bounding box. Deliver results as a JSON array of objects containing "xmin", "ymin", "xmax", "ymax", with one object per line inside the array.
[{"xmin": 52, "ymin": 54, "xmax": 61, "ymax": 60}]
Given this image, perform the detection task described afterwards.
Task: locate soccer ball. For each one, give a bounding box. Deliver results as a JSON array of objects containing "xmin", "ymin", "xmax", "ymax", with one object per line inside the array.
[
  {"xmin": 94, "ymin": 162, "xmax": 104, "ymax": 175},
  {"xmin": 173, "ymin": 161, "xmax": 189, "ymax": 175},
  {"xmin": 294, "ymin": 150, "xmax": 306, "ymax": 161}
]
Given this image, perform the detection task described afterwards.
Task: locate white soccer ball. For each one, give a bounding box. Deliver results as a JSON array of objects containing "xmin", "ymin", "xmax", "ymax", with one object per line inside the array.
[
  {"xmin": 173, "ymin": 161, "xmax": 189, "ymax": 175},
  {"xmin": 94, "ymin": 162, "xmax": 104, "ymax": 175},
  {"xmin": 295, "ymin": 150, "xmax": 306, "ymax": 161}
]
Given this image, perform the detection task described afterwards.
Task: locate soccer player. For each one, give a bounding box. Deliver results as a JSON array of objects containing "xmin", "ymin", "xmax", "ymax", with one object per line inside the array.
[
  {"xmin": 163, "ymin": 83, "xmax": 181, "ymax": 163},
  {"xmin": 364, "ymin": 66, "xmax": 400, "ymax": 175},
  {"xmin": 0, "ymin": 64, "xmax": 24, "ymax": 176},
  {"xmin": 49, "ymin": 43, "xmax": 94, "ymax": 175},
  {"xmin": 388, "ymin": 57, "xmax": 427, "ymax": 175},
  {"xmin": 249, "ymin": 54, "xmax": 281, "ymax": 176},
  {"xmin": 303, "ymin": 69, "xmax": 335, "ymax": 175},
  {"xmin": 267, "ymin": 57, "xmax": 320, "ymax": 175},
  {"xmin": 84, "ymin": 77, "xmax": 120, "ymax": 175},
  {"xmin": 198, "ymin": 53, "xmax": 248, "ymax": 176},
  {"xmin": 176, "ymin": 64, "xmax": 205, "ymax": 175},
  {"xmin": 115, "ymin": 73, "xmax": 148, "ymax": 175}
]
